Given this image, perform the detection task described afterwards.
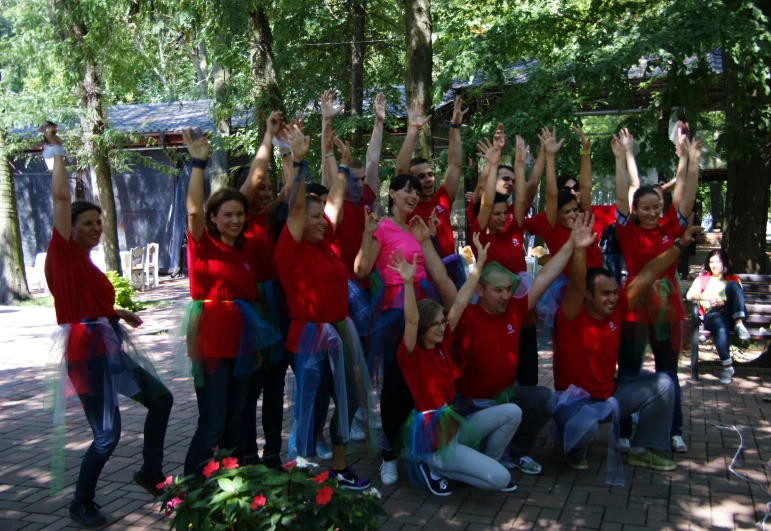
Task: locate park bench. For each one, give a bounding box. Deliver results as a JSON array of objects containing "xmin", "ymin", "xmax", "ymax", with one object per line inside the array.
[{"xmin": 690, "ymin": 274, "xmax": 771, "ymax": 379}]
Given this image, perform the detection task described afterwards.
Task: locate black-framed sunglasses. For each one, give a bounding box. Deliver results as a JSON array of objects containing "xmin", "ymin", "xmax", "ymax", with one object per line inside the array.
[{"xmin": 563, "ymin": 184, "xmax": 580, "ymax": 192}]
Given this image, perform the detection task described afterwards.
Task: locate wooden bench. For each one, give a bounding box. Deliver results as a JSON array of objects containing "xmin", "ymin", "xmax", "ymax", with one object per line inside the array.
[{"xmin": 690, "ymin": 274, "xmax": 771, "ymax": 380}]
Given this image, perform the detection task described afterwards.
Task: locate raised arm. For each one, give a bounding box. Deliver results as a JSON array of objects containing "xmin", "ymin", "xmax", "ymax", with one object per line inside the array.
[
  {"xmin": 524, "ymin": 137, "xmax": 546, "ymax": 209},
  {"xmin": 558, "ymin": 212, "xmax": 598, "ymax": 319},
  {"xmin": 572, "ymin": 126, "xmax": 592, "ymax": 212},
  {"xmin": 354, "ymin": 211, "xmax": 381, "ymax": 278},
  {"xmin": 627, "ymin": 215, "xmax": 701, "ymax": 308},
  {"xmin": 471, "ymin": 123, "xmax": 505, "ymax": 206},
  {"xmin": 671, "ymin": 127, "xmax": 689, "ymax": 211},
  {"xmin": 396, "ymin": 100, "xmax": 431, "ymax": 175},
  {"xmin": 388, "ymin": 250, "xmax": 420, "ymax": 353},
  {"xmin": 241, "ymin": 111, "xmax": 282, "ymax": 203},
  {"xmin": 285, "ymin": 125, "xmax": 311, "ymax": 243},
  {"xmin": 512, "ymin": 135, "xmax": 528, "ymax": 226},
  {"xmin": 325, "ymin": 136, "xmax": 349, "ymax": 232},
  {"xmin": 365, "ymin": 93, "xmax": 386, "ymax": 192},
  {"xmin": 184, "ymin": 129, "xmax": 211, "ymax": 243},
  {"xmin": 619, "ymin": 128, "xmax": 639, "ymax": 206},
  {"xmin": 43, "ymin": 124, "xmax": 71, "ymax": 240},
  {"xmin": 678, "ymin": 136, "xmax": 701, "ymax": 218},
  {"xmin": 476, "ymin": 137, "xmax": 502, "ymax": 231},
  {"xmin": 320, "ymin": 90, "xmax": 344, "ymax": 188},
  {"xmin": 611, "ymin": 135, "xmax": 630, "ymax": 217},
  {"xmin": 542, "ymin": 126, "xmax": 565, "ymax": 227},
  {"xmin": 443, "ymin": 97, "xmax": 468, "ymax": 201},
  {"xmin": 447, "ymin": 233, "xmax": 489, "ymax": 331},
  {"xmin": 410, "ymin": 215, "xmax": 457, "ymax": 308}
]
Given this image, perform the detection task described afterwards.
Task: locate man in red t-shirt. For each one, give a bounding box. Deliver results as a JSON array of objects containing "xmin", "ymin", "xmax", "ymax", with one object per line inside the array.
[
  {"xmin": 551, "ymin": 216, "xmax": 701, "ymax": 474},
  {"xmin": 395, "ymin": 97, "xmax": 466, "ymax": 258}
]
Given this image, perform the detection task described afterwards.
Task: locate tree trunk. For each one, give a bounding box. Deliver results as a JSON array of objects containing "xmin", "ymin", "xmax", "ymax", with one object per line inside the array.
[
  {"xmin": 708, "ymin": 181, "xmax": 724, "ymax": 231},
  {"xmin": 0, "ymin": 130, "xmax": 31, "ymax": 302},
  {"xmin": 210, "ymin": 60, "xmax": 231, "ymax": 191},
  {"xmin": 405, "ymin": 0, "xmax": 433, "ymax": 160},
  {"xmin": 350, "ymin": 0, "xmax": 366, "ymax": 149},
  {"xmin": 190, "ymin": 41, "xmax": 209, "ymax": 100}
]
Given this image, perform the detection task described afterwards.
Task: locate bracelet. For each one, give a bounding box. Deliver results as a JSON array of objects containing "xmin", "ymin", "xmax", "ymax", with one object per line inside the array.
[
  {"xmin": 292, "ymin": 175, "xmax": 303, "ymax": 182},
  {"xmin": 580, "ymin": 149, "xmax": 590, "ymax": 156},
  {"xmin": 339, "ymin": 163, "xmax": 349, "ymax": 170},
  {"xmin": 292, "ymin": 160, "xmax": 305, "ymax": 168},
  {"xmin": 280, "ymin": 151, "xmax": 291, "ymax": 158},
  {"xmin": 324, "ymin": 152, "xmax": 335, "ymax": 158},
  {"xmin": 673, "ymin": 238, "xmax": 684, "ymax": 251},
  {"xmin": 448, "ymin": 123, "xmax": 460, "ymax": 129},
  {"xmin": 42, "ymin": 144, "xmax": 65, "ymax": 158},
  {"xmin": 190, "ymin": 158, "xmax": 208, "ymax": 170}
]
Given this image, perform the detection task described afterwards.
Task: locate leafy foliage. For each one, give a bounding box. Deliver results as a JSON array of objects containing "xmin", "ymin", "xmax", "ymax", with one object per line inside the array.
[{"xmin": 105, "ymin": 271, "xmax": 141, "ymax": 312}]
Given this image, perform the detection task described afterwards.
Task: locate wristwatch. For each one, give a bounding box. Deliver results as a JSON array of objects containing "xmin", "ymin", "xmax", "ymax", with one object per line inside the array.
[{"xmin": 673, "ymin": 238, "xmax": 684, "ymax": 251}]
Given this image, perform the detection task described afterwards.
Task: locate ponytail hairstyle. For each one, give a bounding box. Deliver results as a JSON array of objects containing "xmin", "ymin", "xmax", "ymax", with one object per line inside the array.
[
  {"xmin": 204, "ymin": 188, "xmax": 249, "ymax": 249},
  {"xmin": 631, "ymin": 185, "xmax": 661, "ymax": 226}
]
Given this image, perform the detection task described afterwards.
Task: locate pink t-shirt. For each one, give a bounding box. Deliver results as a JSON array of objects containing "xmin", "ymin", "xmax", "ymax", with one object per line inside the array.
[{"xmin": 373, "ymin": 218, "xmax": 427, "ymax": 286}]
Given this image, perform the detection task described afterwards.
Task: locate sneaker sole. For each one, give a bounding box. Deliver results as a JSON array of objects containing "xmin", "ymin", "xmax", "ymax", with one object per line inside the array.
[
  {"xmin": 500, "ymin": 484, "xmax": 518, "ymax": 492},
  {"xmin": 69, "ymin": 511, "xmax": 106, "ymax": 528},
  {"xmin": 626, "ymin": 457, "xmax": 676, "ymax": 471},
  {"xmin": 566, "ymin": 461, "xmax": 588, "ymax": 470},
  {"xmin": 338, "ymin": 481, "xmax": 371, "ymax": 491},
  {"xmin": 133, "ymin": 474, "xmax": 163, "ymax": 497},
  {"xmin": 510, "ymin": 463, "xmax": 542, "ymax": 475},
  {"xmin": 420, "ymin": 465, "xmax": 451, "ymax": 497}
]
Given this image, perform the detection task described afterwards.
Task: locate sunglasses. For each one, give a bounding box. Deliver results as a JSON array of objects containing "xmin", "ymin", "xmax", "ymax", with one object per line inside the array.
[{"xmin": 563, "ymin": 184, "xmax": 580, "ymax": 192}]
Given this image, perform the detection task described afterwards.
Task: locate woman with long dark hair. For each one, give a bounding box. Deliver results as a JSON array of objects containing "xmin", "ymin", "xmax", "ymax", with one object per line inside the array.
[
  {"xmin": 687, "ymin": 249, "xmax": 749, "ymax": 384},
  {"xmin": 42, "ymin": 123, "xmax": 173, "ymax": 527}
]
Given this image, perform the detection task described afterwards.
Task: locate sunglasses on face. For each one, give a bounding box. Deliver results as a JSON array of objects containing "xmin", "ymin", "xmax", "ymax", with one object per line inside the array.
[{"xmin": 564, "ymin": 184, "xmax": 580, "ymax": 192}]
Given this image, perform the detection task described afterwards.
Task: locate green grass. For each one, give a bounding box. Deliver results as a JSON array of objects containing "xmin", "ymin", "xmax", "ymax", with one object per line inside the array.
[
  {"xmin": 12, "ymin": 296, "xmax": 54, "ymax": 308},
  {"xmin": 139, "ymin": 300, "xmax": 172, "ymax": 310}
]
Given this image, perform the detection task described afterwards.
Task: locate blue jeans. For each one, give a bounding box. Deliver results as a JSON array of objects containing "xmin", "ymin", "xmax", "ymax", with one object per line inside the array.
[
  {"xmin": 185, "ymin": 359, "xmax": 252, "ymax": 475},
  {"xmin": 703, "ymin": 281, "xmax": 747, "ymax": 365},
  {"xmin": 74, "ymin": 354, "xmax": 173, "ymax": 503},
  {"xmin": 603, "ymin": 253, "xmax": 625, "ymax": 285}
]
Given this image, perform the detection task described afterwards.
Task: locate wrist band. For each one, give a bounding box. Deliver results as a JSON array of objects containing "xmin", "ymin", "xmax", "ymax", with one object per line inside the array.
[
  {"xmin": 292, "ymin": 160, "xmax": 305, "ymax": 168},
  {"xmin": 338, "ymin": 163, "xmax": 349, "ymax": 170},
  {"xmin": 271, "ymin": 136, "xmax": 291, "ymax": 150},
  {"xmin": 448, "ymin": 123, "xmax": 460, "ymax": 129},
  {"xmin": 191, "ymin": 158, "xmax": 208, "ymax": 170},
  {"xmin": 673, "ymin": 238, "xmax": 684, "ymax": 251},
  {"xmin": 280, "ymin": 151, "xmax": 290, "ymax": 157},
  {"xmin": 324, "ymin": 152, "xmax": 335, "ymax": 158},
  {"xmin": 580, "ymin": 149, "xmax": 590, "ymax": 156},
  {"xmin": 42, "ymin": 144, "xmax": 65, "ymax": 158}
]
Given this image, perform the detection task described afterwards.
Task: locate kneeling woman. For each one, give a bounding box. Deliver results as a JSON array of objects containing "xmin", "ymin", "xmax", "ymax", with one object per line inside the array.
[
  {"xmin": 274, "ymin": 121, "xmax": 374, "ymax": 489},
  {"xmin": 392, "ymin": 235, "xmax": 522, "ymax": 496},
  {"xmin": 42, "ymin": 124, "xmax": 173, "ymax": 527}
]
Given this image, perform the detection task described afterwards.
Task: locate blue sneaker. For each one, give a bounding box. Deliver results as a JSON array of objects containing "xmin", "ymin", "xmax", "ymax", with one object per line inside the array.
[
  {"xmin": 330, "ymin": 468, "xmax": 371, "ymax": 491},
  {"xmin": 419, "ymin": 462, "xmax": 451, "ymax": 497}
]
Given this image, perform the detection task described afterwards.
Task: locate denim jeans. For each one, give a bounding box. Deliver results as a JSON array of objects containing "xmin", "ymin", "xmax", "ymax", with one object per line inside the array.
[
  {"xmin": 73, "ymin": 353, "xmax": 173, "ymax": 503},
  {"xmin": 703, "ymin": 281, "xmax": 747, "ymax": 365},
  {"xmin": 184, "ymin": 359, "xmax": 252, "ymax": 476},
  {"xmin": 508, "ymin": 386, "xmax": 555, "ymax": 459},
  {"xmin": 243, "ymin": 354, "xmax": 292, "ymax": 461}
]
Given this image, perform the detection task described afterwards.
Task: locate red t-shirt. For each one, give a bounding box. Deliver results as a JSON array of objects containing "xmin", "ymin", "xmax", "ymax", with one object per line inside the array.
[
  {"xmin": 454, "ymin": 297, "xmax": 530, "ymax": 399},
  {"xmin": 523, "ymin": 206, "xmax": 611, "ymax": 276},
  {"xmin": 275, "ymin": 219, "xmax": 349, "ymax": 346},
  {"xmin": 244, "ymin": 212, "xmax": 279, "ymax": 284},
  {"xmin": 397, "ymin": 330, "xmax": 458, "ymax": 412},
  {"xmin": 45, "ymin": 228, "xmax": 118, "ymax": 325},
  {"xmin": 410, "ymin": 184, "xmax": 455, "ymax": 258},
  {"xmin": 188, "ymin": 230, "xmax": 258, "ymax": 358},
  {"xmin": 469, "ymin": 216, "xmax": 527, "ymax": 274},
  {"xmin": 553, "ymin": 290, "xmax": 629, "ymax": 400},
  {"xmin": 331, "ymin": 185, "xmax": 376, "ymax": 278}
]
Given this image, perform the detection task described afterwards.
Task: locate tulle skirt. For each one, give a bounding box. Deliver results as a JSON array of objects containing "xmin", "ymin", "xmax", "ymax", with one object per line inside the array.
[
  {"xmin": 254, "ymin": 280, "xmax": 288, "ymax": 369},
  {"xmin": 287, "ymin": 317, "xmax": 377, "ymax": 458},
  {"xmin": 398, "ymin": 405, "xmax": 481, "ymax": 489},
  {"xmin": 44, "ymin": 318, "xmax": 170, "ymax": 494},
  {"xmin": 443, "ymin": 253, "xmax": 469, "ymax": 292},
  {"xmin": 535, "ymin": 272, "xmax": 568, "ymax": 329},
  {"xmin": 624, "ymin": 277, "xmax": 685, "ymax": 347},
  {"xmin": 550, "ymin": 384, "xmax": 624, "ymax": 486}
]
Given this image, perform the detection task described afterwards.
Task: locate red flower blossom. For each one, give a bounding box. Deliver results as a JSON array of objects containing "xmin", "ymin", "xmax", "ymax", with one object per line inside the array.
[
  {"xmin": 309, "ymin": 471, "xmax": 329, "ymax": 484},
  {"xmin": 222, "ymin": 457, "xmax": 239, "ymax": 469},
  {"xmin": 164, "ymin": 497, "xmax": 182, "ymax": 516},
  {"xmin": 315, "ymin": 486, "xmax": 333, "ymax": 506},
  {"xmin": 202, "ymin": 459, "xmax": 220, "ymax": 478},
  {"xmin": 155, "ymin": 476, "xmax": 174, "ymax": 490},
  {"xmin": 251, "ymin": 494, "xmax": 267, "ymax": 509},
  {"xmin": 282, "ymin": 460, "xmax": 297, "ymax": 471}
]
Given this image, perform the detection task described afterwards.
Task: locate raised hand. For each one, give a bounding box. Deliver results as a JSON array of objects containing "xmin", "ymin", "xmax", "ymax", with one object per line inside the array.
[
  {"xmin": 451, "ymin": 96, "xmax": 469, "ymax": 126},
  {"xmin": 476, "ymin": 137, "xmax": 502, "ymax": 166},
  {"xmin": 386, "ymin": 249, "xmax": 418, "ymax": 283},
  {"xmin": 570, "ymin": 212, "xmax": 598, "ymax": 249},
  {"xmin": 514, "ymin": 135, "xmax": 528, "ymax": 165},
  {"xmin": 686, "ymin": 136, "xmax": 701, "ymax": 161},
  {"xmin": 493, "ymin": 123, "xmax": 507, "ymax": 150},
  {"xmin": 409, "ymin": 215, "xmax": 431, "ymax": 244},
  {"xmin": 266, "ymin": 111, "xmax": 284, "ymax": 136},
  {"xmin": 428, "ymin": 208, "xmax": 439, "ymax": 238},
  {"xmin": 321, "ymin": 89, "xmax": 344, "ymax": 120},
  {"xmin": 373, "ymin": 93, "xmax": 387, "ymax": 121},
  {"xmin": 407, "ymin": 100, "xmax": 432, "ymax": 130},
  {"xmin": 334, "ymin": 137, "xmax": 351, "ymax": 166},
  {"xmin": 41, "ymin": 122, "xmax": 62, "ymax": 146},
  {"xmin": 572, "ymin": 125, "xmax": 591, "ymax": 151},
  {"xmin": 680, "ymin": 213, "xmax": 703, "ymax": 247},
  {"xmin": 364, "ymin": 210, "xmax": 380, "ymax": 234},
  {"xmin": 619, "ymin": 128, "xmax": 634, "ymax": 153},
  {"xmin": 183, "ymin": 128, "xmax": 210, "ymax": 160},
  {"xmin": 542, "ymin": 126, "xmax": 565, "ymax": 156},
  {"xmin": 610, "ymin": 135, "xmax": 626, "ymax": 158},
  {"xmin": 472, "ymin": 232, "xmax": 491, "ymax": 264},
  {"xmin": 289, "ymin": 124, "xmax": 310, "ymax": 162}
]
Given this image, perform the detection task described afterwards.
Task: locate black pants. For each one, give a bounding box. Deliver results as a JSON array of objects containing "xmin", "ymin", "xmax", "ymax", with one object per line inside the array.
[
  {"xmin": 243, "ymin": 354, "xmax": 292, "ymax": 461},
  {"xmin": 184, "ymin": 359, "xmax": 252, "ymax": 475},
  {"xmin": 515, "ymin": 325, "xmax": 539, "ymax": 386},
  {"xmin": 378, "ymin": 310, "xmax": 414, "ymax": 462}
]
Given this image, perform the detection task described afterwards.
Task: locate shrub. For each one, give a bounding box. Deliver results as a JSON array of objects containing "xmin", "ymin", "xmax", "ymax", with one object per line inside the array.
[
  {"xmin": 105, "ymin": 271, "xmax": 141, "ymax": 312},
  {"xmin": 157, "ymin": 452, "xmax": 384, "ymax": 531}
]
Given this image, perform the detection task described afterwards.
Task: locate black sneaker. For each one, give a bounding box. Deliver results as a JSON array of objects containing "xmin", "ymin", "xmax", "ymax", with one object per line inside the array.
[
  {"xmin": 263, "ymin": 455, "xmax": 283, "ymax": 470},
  {"xmin": 330, "ymin": 467, "xmax": 371, "ymax": 491},
  {"xmin": 419, "ymin": 462, "xmax": 451, "ymax": 497},
  {"xmin": 243, "ymin": 454, "xmax": 263, "ymax": 467},
  {"xmin": 500, "ymin": 481, "xmax": 518, "ymax": 492},
  {"xmin": 69, "ymin": 501, "xmax": 106, "ymax": 527},
  {"xmin": 133, "ymin": 468, "xmax": 165, "ymax": 497}
]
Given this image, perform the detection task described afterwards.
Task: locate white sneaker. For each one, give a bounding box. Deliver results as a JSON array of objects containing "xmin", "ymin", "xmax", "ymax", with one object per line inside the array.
[
  {"xmin": 349, "ymin": 419, "xmax": 366, "ymax": 441},
  {"xmin": 380, "ymin": 459, "xmax": 398, "ymax": 486},
  {"xmin": 315, "ymin": 441, "xmax": 333, "ymax": 460},
  {"xmin": 735, "ymin": 323, "xmax": 751, "ymax": 341},
  {"xmin": 354, "ymin": 408, "xmax": 383, "ymax": 430},
  {"xmin": 699, "ymin": 334, "xmax": 707, "ymax": 343},
  {"xmin": 617, "ymin": 438, "xmax": 631, "ymax": 453},
  {"xmin": 671, "ymin": 435, "xmax": 688, "ymax": 452},
  {"xmin": 720, "ymin": 365, "xmax": 735, "ymax": 385}
]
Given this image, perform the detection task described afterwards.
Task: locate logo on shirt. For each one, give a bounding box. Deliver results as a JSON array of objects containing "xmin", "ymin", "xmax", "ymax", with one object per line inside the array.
[
  {"xmin": 507, "ymin": 323, "xmax": 516, "ymax": 335},
  {"xmin": 244, "ymin": 263, "xmax": 251, "ymax": 271},
  {"xmin": 439, "ymin": 348, "xmax": 446, "ymax": 360},
  {"xmin": 609, "ymin": 322, "xmax": 617, "ymax": 331},
  {"xmin": 436, "ymin": 205, "xmax": 445, "ymax": 213},
  {"xmin": 511, "ymin": 238, "xmax": 520, "ymax": 247},
  {"xmin": 662, "ymin": 235, "xmax": 670, "ymax": 244}
]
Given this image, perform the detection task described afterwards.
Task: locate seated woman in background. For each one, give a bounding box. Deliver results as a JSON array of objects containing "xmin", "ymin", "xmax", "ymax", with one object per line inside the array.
[{"xmin": 686, "ymin": 249, "xmax": 750, "ymax": 385}]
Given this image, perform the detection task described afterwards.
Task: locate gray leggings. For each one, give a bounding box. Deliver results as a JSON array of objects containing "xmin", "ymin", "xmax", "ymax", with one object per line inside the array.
[{"xmin": 426, "ymin": 403, "xmax": 521, "ymax": 490}]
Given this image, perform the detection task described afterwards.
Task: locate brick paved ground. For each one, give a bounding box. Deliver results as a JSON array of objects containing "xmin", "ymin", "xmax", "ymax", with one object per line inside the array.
[{"xmin": 2, "ymin": 278, "xmax": 771, "ymax": 530}]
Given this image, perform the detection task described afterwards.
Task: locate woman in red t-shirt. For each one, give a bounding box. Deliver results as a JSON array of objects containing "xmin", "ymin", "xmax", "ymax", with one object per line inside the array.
[
  {"xmin": 181, "ymin": 130, "xmax": 281, "ymax": 477},
  {"xmin": 390, "ymin": 236, "xmax": 521, "ymax": 496},
  {"xmin": 613, "ymin": 129, "xmax": 700, "ymax": 452},
  {"xmin": 273, "ymin": 115, "xmax": 374, "ymax": 490},
  {"xmin": 41, "ymin": 124, "xmax": 173, "ymax": 527}
]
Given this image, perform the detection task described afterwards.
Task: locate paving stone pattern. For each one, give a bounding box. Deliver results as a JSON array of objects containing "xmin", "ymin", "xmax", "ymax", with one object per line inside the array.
[{"xmin": 2, "ymin": 279, "xmax": 771, "ymax": 530}]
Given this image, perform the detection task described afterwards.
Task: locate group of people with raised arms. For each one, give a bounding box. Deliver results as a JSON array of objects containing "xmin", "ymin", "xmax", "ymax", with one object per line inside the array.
[{"xmin": 43, "ymin": 91, "xmax": 719, "ymax": 526}]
